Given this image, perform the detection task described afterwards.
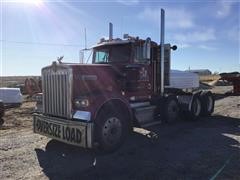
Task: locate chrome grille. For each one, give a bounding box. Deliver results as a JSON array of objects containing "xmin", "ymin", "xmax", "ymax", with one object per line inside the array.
[{"xmin": 42, "ymin": 67, "xmax": 72, "ymax": 119}]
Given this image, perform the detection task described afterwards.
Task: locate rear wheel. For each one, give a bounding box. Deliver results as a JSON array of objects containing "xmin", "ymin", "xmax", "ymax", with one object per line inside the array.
[
  {"xmin": 185, "ymin": 95, "xmax": 202, "ymax": 121},
  {"xmin": 200, "ymin": 91, "xmax": 214, "ymax": 116},
  {"xmin": 162, "ymin": 95, "xmax": 179, "ymax": 123},
  {"xmin": 95, "ymin": 107, "xmax": 129, "ymax": 152}
]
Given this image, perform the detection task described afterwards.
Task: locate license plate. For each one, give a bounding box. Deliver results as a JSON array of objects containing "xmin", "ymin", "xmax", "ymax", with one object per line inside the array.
[{"xmin": 33, "ymin": 115, "xmax": 87, "ymax": 147}]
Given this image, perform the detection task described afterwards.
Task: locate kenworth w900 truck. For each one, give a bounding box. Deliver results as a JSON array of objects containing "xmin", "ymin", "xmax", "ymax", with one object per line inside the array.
[{"xmin": 33, "ymin": 9, "xmax": 214, "ymax": 151}]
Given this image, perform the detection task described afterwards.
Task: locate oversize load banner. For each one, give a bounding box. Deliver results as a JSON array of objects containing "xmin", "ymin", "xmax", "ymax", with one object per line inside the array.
[{"xmin": 33, "ymin": 116, "xmax": 86, "ymax": 147}]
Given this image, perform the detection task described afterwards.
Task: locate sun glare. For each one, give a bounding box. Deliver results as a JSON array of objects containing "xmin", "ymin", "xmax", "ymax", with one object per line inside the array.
[{"xmin": 15, "ymin": 0, "xmax": 44, "ymax": 6}]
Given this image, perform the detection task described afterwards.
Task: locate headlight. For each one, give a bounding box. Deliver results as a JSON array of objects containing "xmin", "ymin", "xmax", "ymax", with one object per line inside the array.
[
  {"xmin": 32, "ymin": 93, "xmax": 42, "ymax": 102},
  {"xmin": 74, "ymin": 98, "xmax": 89, "ymax": 108}
]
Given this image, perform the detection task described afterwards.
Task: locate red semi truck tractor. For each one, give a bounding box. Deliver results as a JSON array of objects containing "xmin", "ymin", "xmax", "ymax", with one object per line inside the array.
[{"xmin": 33, "ymin": 10, "xmax": 214, "ymax": 151}]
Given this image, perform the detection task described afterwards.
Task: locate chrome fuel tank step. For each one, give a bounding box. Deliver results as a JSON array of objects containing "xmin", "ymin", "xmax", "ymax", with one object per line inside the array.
[{"xmin": 131, "ymin": 102, "xmax": 157, "ymax": 125}]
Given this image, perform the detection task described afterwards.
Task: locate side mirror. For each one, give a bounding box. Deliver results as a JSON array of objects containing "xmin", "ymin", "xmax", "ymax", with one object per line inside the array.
[
  {"xmin": 143, "ymin": 37, "xmax": 151, "ymax": 59},
  {"xmin": 79, "ymin": 49, "xmax": 84, "ymax": 63},
  {"xmin": 171, "ymin": 45, "xmax": 177, "ymax": 51},
  {"xmin": 79, "ymin": 49, "xmax": 93, "ymax": 64}
]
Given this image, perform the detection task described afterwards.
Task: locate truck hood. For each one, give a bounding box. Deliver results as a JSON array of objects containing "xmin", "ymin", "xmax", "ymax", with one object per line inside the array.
[{"xmin": 69, "ymin": 64, "xmax": 121, "ymax": 97}]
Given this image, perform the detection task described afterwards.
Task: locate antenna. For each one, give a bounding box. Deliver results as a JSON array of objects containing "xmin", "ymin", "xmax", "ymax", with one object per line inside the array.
[{"xmin": 84, "ymin": 27, "xmax": 87, "ymax": 49}]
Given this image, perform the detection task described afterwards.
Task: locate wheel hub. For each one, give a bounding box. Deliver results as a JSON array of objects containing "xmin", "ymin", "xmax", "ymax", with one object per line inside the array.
[{"xmin": 102, "ymin": 117, "xmax": 122, "ymax": 145}]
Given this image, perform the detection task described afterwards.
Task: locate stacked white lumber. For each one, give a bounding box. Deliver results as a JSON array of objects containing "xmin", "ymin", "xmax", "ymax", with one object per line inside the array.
[{"xmin": 0, "ymin": 88, "xmax": 23, "ymax": 104}]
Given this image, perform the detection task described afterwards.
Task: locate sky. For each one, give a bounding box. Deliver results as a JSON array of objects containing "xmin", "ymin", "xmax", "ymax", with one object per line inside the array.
[{"xmin": 0, "ymin": 0, "xmax": 239, "ymax": 76}]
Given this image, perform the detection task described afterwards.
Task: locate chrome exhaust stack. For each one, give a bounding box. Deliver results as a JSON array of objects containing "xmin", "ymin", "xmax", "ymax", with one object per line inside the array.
[
  {"xmin": 109, "ymin": 22, "xmax": 113, "ymax": 41},
  {"xmin": 160, "ymin": 9, "xmax": 165, "ymax": 96}
]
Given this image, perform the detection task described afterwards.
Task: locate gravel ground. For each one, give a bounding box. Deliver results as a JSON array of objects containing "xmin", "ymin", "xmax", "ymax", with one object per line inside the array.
[{"xmin": 0, "ymin": 86, "xmax": 239, "ymax": 180}]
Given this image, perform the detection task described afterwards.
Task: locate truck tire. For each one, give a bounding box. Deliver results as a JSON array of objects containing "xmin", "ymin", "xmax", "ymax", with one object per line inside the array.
[
  {"xmin": 162, "ymin": 95, "xmax": 179, "ymax": 123},
  {"xmin": 185, "ymin": 94, "xmax": 202, "ymax": 121},
  {"xmin": 200, "ymin": 91, "xmax": 214, "ymax": 116},
  {"xmin": 95, "ymin": 107, "xmax": 129, "ymax": 152}
]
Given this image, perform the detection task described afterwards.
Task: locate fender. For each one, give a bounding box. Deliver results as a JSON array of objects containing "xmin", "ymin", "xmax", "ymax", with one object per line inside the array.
[
  {"xmin": 92, "ymin": 93, "xmax": 133, "ymax": 122},
  {"xmin": 193, "ymin": 90, "xmax": 202, "ymax": 96}
]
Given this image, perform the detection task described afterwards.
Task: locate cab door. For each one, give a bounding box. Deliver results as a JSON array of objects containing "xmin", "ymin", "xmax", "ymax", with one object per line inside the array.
[{"xmin": 124, "ymin": 39, "xmax": 152, "ymax": 101}]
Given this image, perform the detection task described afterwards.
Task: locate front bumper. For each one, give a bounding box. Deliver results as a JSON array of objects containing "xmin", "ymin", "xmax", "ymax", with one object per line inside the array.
[{"xmin": 33, "ymin": 114, "xmax": 93, "ymax": 148}]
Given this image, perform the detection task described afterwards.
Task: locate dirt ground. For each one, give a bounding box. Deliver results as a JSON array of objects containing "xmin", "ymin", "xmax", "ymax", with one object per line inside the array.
[{"xmin": 0, "ymin": 86, "xmax": 239, "ymax": 180}]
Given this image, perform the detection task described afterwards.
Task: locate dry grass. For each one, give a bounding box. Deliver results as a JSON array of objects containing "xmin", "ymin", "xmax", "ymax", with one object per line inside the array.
[{"xmin": 0, "ymin": 76, "xmax": 40, "ymax": 88}]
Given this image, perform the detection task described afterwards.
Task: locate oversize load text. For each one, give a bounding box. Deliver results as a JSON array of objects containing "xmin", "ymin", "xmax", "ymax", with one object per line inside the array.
[{"xmin": 35, "ymin": 119, "xmax": 82, "ymax": 144}]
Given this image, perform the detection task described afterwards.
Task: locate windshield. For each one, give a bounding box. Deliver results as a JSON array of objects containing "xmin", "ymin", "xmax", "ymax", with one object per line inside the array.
[
  {"xmin": 93, "ymin": 49, "xmax": 109, "ymax": 63},
  {"xmin": 93, "ymin": 44, "xmax": 131, "ymax": 64}
]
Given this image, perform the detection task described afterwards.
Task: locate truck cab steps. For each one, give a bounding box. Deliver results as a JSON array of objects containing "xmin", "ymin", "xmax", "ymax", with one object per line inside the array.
[{"xmin": 130, "ymin": 102, "xmax": 158, "ymax": 126}]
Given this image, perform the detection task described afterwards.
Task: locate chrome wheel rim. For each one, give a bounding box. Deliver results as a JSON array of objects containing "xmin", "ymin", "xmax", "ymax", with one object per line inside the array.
[{"xmin": 102, "ymin": 117, "xmax": 122, "ymax": 146}]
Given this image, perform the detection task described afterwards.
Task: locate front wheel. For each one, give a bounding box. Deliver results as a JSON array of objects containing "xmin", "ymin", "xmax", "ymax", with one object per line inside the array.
[{"xmin": 95, "ymin": 108, "xmax": 129, "ymax": 152}]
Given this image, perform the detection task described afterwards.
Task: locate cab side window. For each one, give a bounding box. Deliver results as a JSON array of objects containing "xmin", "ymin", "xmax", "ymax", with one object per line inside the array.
[
  {"xmin": 134, "ymin": 45, "xmax": 151, "ymax": 64},
  {"xmin": 135, "ymin": 46, "xmax": 144, "ymax": 63}
]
